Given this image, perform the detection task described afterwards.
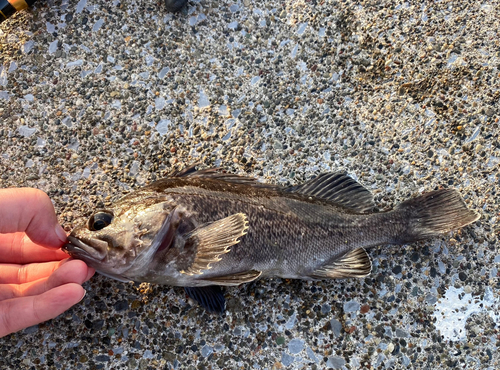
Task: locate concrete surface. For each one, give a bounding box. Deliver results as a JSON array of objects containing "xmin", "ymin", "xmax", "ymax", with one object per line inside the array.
[{"xmin": 1, "ymin": 0, "xmax": 499, "ymax": 369}]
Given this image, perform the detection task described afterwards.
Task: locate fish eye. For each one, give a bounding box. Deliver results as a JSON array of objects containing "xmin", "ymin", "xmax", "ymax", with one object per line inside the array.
[{"xmin": 89, "ymin": 211, "xmax": 114, "ymax": 231}]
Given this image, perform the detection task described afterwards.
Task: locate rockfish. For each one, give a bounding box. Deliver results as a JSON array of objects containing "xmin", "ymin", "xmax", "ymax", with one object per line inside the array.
[{"xmin": 63, "ymin": 167, "xmax": 479, "ymax": 312}]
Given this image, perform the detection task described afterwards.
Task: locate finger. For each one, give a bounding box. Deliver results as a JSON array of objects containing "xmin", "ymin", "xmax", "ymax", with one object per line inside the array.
[
  {"xmin": 0, "ymin": 233, "xmax": 70, "ymax": 264},
  {"xmin": 0, "ymin": 283, "xmax": 85, "ymax": 338},
  {"xmin": 0, "ymin": 260, "xmax": 65, "ymax": 284},
  {"xmin": 0, "ymin": 188, "xmax": 67, "ymax": 249},
  {"xmin": 85, "ymin": 267, "xmax": 96, "ymax": 282},
  {"xmin": 0, "ymin": 260, "xmax": 91, "ymax": 301}
]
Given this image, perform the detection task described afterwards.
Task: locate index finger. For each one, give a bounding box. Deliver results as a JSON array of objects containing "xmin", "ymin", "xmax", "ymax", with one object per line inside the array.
[
  {"xmin": 0, "ymin": 188, "xmax": 68, "ymax": 249},
  {"xmin": 0, "ymin": 233, "xmax": 69, "ymax": 263}
]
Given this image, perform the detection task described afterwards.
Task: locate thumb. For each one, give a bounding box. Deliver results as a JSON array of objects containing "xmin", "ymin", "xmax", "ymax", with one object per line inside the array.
[{"xmin": 0, "ymin": 188, "xmax": 68, "ymax": 248}]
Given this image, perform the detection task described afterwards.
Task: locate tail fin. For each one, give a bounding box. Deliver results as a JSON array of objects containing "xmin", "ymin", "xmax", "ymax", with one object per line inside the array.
[{"xmin": 395, "ymin": 189, "xmax": 479, "ymax": 243}]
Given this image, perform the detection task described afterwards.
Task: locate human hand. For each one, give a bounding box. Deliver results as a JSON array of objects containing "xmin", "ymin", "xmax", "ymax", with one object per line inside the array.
[{"xmin": 0, "ymin": 188, "xmax": 95, "ymax": 338}]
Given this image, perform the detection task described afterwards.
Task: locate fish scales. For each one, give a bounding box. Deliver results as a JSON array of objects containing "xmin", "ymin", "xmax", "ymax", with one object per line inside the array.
[
  {"xmin": 63, "ymin": 167, "xmax": 479, "ymax": 312},
  {"xmin": 115, "ymin": 179, "xmax": 396, "ymax": 279},
  {"xmin": 147, "ymin": 190, "xmax": 394, "ymax": 281}
]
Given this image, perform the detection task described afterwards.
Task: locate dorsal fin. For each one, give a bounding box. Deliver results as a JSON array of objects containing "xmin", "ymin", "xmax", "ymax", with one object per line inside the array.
[
  {"xmin": 309, "ymin": 248, "xmax": 372, "ymax": 279},
  {"xmin": 172, "ymin": 167, "xmax": 374, "ymax": 212},
  {"xmin": 171, "ymin": 165, "xmax": 276, "ymax": 188},
  {"xmin": 285, "ymin": 172, "xmax": 375, "ymax": 213},
  {"xmin": 171, "ymin": 164, "xmax": 212, "ymax": 178}
]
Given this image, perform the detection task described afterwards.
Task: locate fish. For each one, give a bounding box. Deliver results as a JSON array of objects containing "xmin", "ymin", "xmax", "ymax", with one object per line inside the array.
[{"xmin": 63, "ymin": 166, "xmax": 479, "ymax": 312}]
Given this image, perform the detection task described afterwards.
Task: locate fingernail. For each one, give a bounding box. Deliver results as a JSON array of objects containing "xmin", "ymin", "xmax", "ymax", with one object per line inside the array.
[
  {"xmin": 55, "ymin": 225, "xmax": 68, "ymax": 243},
  {"xmin": 79, "ymin": 290, "xmax": 87, "ymax": 303}
]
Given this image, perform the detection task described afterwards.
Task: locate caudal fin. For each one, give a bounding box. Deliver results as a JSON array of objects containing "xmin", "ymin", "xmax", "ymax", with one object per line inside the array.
[{"xmin": 395, "ymin": 189, "xmax": 479, "ymax": 243}]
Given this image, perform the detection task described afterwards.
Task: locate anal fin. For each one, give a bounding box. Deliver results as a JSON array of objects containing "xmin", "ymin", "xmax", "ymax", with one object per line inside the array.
[
  {"xmin": 200, "ymin": 270, "xmax": 262, "ymax": 286},
  {"xmin": 309, "ymin": 248, "xmax": 372, "ymax": 279}
]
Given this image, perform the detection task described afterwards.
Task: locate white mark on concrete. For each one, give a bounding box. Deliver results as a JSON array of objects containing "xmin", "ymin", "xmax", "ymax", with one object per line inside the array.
[{"xmin": 433, "ymin": 286, "xmax": 499, "ymax": 341}]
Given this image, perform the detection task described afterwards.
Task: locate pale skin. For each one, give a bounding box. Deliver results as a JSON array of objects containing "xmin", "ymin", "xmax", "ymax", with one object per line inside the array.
[{"xmin": 0, "ymin": 188, "xmax": 95, "ymax": 338}]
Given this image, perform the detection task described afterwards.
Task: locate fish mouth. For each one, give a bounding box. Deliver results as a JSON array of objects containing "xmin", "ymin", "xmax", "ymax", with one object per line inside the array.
[{"xmin": 63, "ymin": 236, "xmax": 108, "ymax": 261}]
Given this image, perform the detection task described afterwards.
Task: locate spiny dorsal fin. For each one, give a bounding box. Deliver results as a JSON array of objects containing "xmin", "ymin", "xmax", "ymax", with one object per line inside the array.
[
  {"xmin": 172, "ymin": 165, "xmax": 276, "ymax": 188},
  {"xmin": 309, "ymin": 248, "xmax": 372, "ymax": 279},
  {"xmin": 285, "ymin": 172, "xmax": 375, "ymax": 213},
  {"xmin": 171, "ymin": 164, "xmax": 201, "ymax": 177},
  {"xmin": 200, "ymin": 270, "xmax": 262, "ymax": 286},
  {"xmin": 180, "ymin": 213, "xmax": 248, "ymax": 276}
]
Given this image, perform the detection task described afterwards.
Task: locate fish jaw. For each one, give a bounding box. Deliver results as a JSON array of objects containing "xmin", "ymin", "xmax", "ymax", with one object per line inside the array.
[{"xmin": 63, "ymin": 235, "xmax": 108, "ymax": 264}]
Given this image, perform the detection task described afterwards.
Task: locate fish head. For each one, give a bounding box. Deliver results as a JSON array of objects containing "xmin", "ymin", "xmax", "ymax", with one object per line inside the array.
[{"xmin": 63, "ymin": 197, "xmax": 178, "ymax": 280}]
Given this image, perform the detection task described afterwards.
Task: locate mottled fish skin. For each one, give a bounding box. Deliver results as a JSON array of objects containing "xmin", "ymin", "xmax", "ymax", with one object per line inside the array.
[
  {"xmin": 136, "ymin": 181, "xmax": 390, "ymax": 284},
  {"xmin": 63, "ymin": 167, "xmax": 479, "ymax": 311}
]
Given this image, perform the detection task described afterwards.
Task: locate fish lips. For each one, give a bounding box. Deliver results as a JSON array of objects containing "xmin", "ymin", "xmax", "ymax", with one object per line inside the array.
[{"xmin": 63, "ymin": 236, "xmax": 108, "ymax": 261}]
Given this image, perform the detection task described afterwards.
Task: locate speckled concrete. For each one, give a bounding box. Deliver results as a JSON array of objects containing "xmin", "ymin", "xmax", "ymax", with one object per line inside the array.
[{"xmin": 1, "ymin": 0, "xmax": 499, "ymax": 369}]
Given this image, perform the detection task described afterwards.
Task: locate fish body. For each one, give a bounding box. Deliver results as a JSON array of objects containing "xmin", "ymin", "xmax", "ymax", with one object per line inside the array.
[{"xmin": 64, "ymin": 167, "xmax": 479, "ymax": 311}]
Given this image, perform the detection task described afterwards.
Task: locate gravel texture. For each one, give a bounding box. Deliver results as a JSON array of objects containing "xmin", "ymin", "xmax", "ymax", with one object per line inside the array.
[{"xmin": 1, "ymin": 0, "xmax": 499, "ymax": 369}]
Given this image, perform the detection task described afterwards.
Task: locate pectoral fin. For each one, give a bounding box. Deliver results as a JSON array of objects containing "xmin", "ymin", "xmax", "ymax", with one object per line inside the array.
[
  {"xmin": 309, "ymin": 248, "xmax": 372, "ymax": 279},
  {"xmin": 200, "ymin": 270, "xmax": 262, "ymax": 286},
  {"xmin": 181, "ymin": 213, "xmax": 248, "ymax": 276},
  {"xmin": 184, "ymin": 286, "xmax": 226, "ymax": 313}
]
